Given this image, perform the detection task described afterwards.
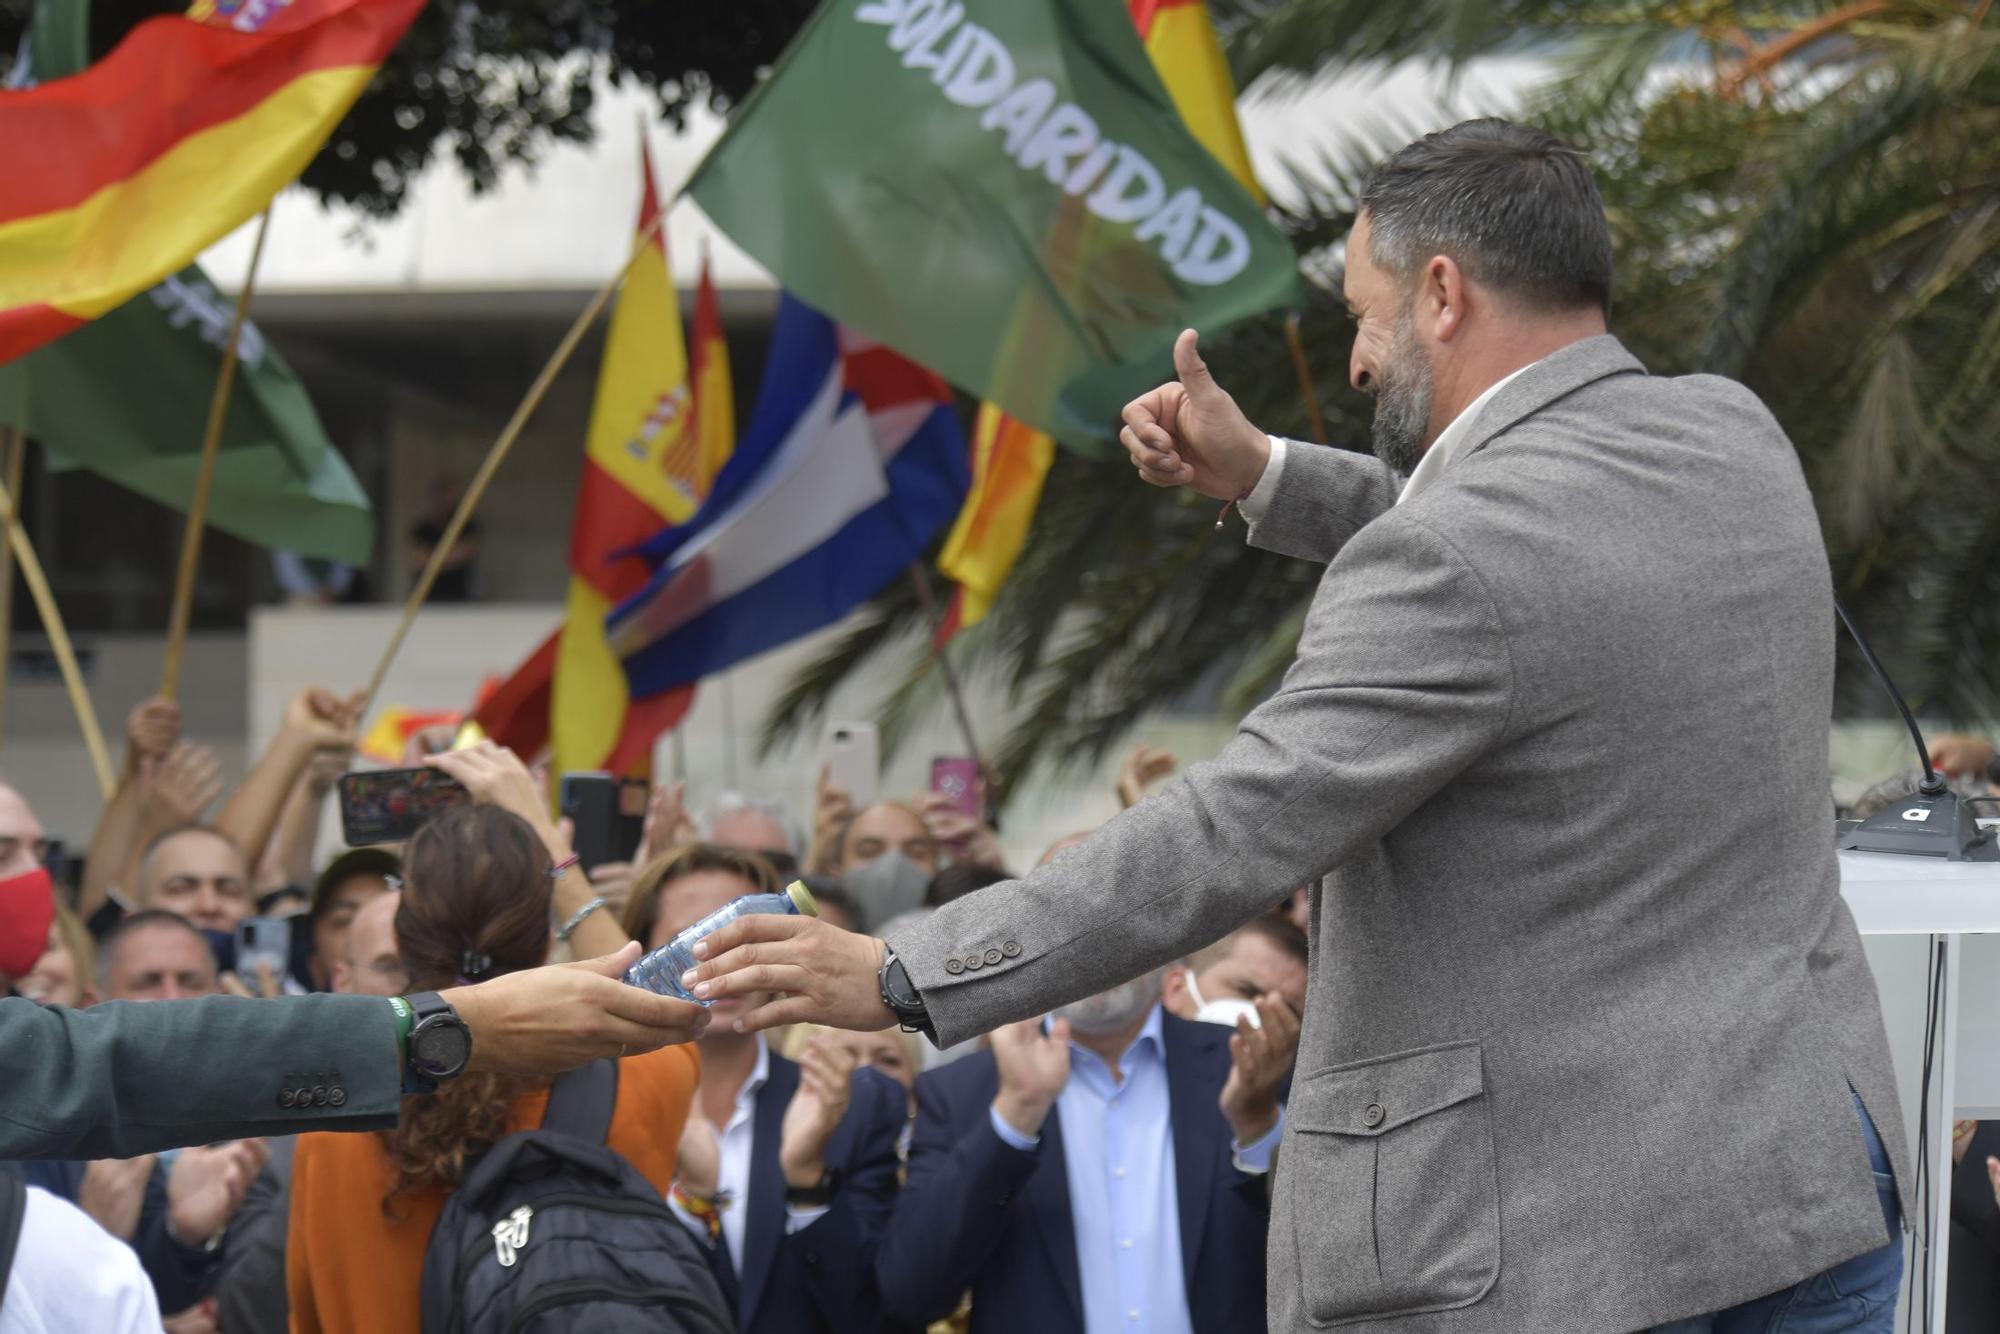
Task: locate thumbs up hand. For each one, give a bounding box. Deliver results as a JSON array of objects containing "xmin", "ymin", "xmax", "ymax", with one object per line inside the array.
[{"xmin": 1119, "ymin": 328, "xmax": 1271, "ymax": 502}]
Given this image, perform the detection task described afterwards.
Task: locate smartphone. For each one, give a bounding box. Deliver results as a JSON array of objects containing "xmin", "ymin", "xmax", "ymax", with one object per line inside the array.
[
  {"xmin": 337, "ymin": 767, "xmax": 472, "ymax": 845},
  {"xmin": 931, "ymin": 756, "xmax": 981, "ymax": 819},
  {"xmin": 825, "ymin": 723, "xmax": 880, "ymax": 807},
  {"xmin": 234, "ymin": 916, "xmax": 291, "ymax": 988},
  {"xmin": 560, "ymin": 773, "xmax": 650, "ymax": 872}
]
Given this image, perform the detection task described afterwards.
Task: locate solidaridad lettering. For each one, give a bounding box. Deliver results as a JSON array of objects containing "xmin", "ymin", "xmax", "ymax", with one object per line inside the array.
[{"xmin": 854, "ymin": 0, "xmax": 1254, "ymax": 286}]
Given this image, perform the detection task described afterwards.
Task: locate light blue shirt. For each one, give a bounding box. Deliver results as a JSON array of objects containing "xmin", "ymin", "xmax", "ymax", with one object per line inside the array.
[{"xmin": 988, "ymin": 1006, "xmax": 1282, "ymax": 1334}]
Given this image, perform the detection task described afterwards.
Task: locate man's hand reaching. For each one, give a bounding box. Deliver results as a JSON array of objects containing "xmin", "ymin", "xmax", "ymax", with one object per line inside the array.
[{"xmin": 684, "ymin": 915, "xmax": 895, "ymax": 1034}]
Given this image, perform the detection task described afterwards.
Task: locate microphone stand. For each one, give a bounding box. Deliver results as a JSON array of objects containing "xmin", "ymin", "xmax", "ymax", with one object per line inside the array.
[{"xmin": 1833, "ymin": 599, "xmax": 1998, "ymax": 861}]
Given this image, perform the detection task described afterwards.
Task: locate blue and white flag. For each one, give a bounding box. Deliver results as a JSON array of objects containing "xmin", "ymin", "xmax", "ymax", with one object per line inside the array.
[{"xmin": 607, "ymin": 294, "xmax": 971, "ymax": 695}]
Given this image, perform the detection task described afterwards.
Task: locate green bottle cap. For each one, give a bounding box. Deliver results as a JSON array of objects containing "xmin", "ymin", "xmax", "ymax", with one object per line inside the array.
[{"xmin": 785, "ymin": 880, "xmax": 820, "ymax": 918}]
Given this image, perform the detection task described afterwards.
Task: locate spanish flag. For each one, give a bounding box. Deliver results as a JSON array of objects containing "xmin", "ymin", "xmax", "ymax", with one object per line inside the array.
[
  {"xmin": 478, "ymin": 143, "xmax": 712, "ymax": 775},
  {"xmin": 937, "ymin": 0, "xmax": 1264, "ymax": 643},
  {"xmin": 0, "ymin": 0, "xmax": 426, "ymax": 365}
]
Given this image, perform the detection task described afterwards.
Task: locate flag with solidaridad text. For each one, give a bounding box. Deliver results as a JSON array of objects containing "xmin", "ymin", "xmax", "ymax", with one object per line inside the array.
[{"xmin": 686, "ymin": 0, "xmax": 1300, "ymax": 457}]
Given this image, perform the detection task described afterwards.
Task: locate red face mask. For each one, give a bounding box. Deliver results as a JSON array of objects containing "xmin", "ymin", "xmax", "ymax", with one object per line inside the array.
[{"xmin": 0, "ymin": 866, "xmax": 55, "ymax": 982}]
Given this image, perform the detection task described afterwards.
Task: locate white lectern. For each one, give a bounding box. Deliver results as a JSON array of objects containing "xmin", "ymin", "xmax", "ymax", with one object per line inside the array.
[{"xmin": 1841, "ymin": 849, "xmax": 2000, "ymax": 1332}]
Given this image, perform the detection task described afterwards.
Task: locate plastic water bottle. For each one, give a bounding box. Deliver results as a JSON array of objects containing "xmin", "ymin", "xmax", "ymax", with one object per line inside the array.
[{"xmin": 624, "ymin": 880, "xmax": 819, "ymax": 1004}]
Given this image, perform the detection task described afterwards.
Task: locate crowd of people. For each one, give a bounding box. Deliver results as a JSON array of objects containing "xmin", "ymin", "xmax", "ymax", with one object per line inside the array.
[{"xmin": 0, "ymin": 693, "xmax": 1317, "ymax": 1333}]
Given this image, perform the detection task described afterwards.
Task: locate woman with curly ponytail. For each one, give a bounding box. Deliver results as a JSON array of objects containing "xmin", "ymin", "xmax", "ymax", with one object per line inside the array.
[{"xmin": 285, "ymin": 801, "xmax": 701, "ymax": 1334}]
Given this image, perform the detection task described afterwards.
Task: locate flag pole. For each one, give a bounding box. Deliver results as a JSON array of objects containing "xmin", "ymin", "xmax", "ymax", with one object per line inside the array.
[
  {"xmin": 0, "ymin": 473, "xmax": 114, "ymax": 798},
  {"xmin": 160, "ymin": 206, "xmax": 274, "ymax": 700},
  {"xmin": 0, "ymin": 428, "xmax": 25, "ymax": 732},
  {"xmin": 1283, "ymin": 312, "xmax": 1329, "ymax": 445},
  {"xmin": 358, "ymin": 207, "xmax": 671, "ymax": 718},
  {"xmin": 904, "ymin": 563, "xmax": 986, "ymax": 768}
]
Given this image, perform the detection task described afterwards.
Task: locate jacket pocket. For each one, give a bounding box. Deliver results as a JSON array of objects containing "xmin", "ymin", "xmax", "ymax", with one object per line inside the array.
[{"xmin": 1286, "ymin": 1040, "xmax": 1499, "ymax": 1327}]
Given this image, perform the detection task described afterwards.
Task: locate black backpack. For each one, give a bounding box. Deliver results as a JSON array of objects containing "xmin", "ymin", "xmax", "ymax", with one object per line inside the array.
[
  {"xmin": 0, "ymin": 1168, "xmax": 24, "ymax": 1314},
  {"xmin": 419, "ymin": 1060, "xmax": 732, "ymax": 1334}
]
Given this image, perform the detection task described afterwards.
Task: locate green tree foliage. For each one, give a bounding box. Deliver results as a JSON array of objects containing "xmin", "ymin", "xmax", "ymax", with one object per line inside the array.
[{"xmin": 760, "ymin": 0, "xmax": 2000, "ymax": 795}]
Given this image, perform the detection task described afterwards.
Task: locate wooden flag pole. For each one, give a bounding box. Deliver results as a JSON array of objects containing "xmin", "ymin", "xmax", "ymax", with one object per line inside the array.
[
  {"xmin": 1283, "ymin": 312, "xmax": 1329, "ymax": 445},
  {"xmin": 0, "ymin": 473, "xmax": 115, "ymax": 798},
  {"xmin": 160, "ymin": 206, "xmax": 273, "ymax": 700},
  {"xmin": 0, "ymin": 428, "xmax": 25, "ymax": 732},
  {"xmin": 358, "ymin": 207, "xmax": 670, "ymax": 718},
  {"xmin": 904, "ymin": 563, "xmax": 987, "ymax": 769}
]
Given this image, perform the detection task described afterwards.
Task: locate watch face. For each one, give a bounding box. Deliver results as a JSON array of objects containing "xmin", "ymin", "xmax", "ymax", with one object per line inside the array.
[{"xmin": 411, "ymin": 1016, "xmax": 472, "ymax": 1076}]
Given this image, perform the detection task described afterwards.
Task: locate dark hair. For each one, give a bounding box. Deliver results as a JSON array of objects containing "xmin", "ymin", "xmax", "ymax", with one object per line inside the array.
[
  {"xmin": 1359, "ymin": 118, "xmax": 1613, "ymax": 316},
  {"xmin": 925, "ymin": 862, "xmax": 1008, "ymax": 909},
  {"xmin": 381, "ymin": 806, "xmax": 552, "ymax": 1205},
  {"xmin": 1187, "ymin": 915, "xmax": 1310, "ymax": 976},
  {"xmin": 619, "ymin": 842, "xmax": 779, "ymax": 948},
  {"xmin": 312, "ymin": 846, "xmax": 403, "ymax": 919},
  {"xmin": 95, "ymin": 908, "xmax": 209, "ymax": 987}
]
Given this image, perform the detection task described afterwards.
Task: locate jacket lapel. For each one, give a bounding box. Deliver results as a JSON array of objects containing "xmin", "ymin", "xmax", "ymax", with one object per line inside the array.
[
  {"xmin": 1458, "ymin": 334, "xmax": 1647, "ymax": 461},
  {"xmin": 739, "ymin": 1054, "xmax": 796, "ymax": 1331},
  {"xmin": 1163, "ymin": 1015, "xmax": 1221, "ymax": 1296},
  {"xmin": 1025, "ymin": 1104, "xmax": 1087, "ymax": 1330}
]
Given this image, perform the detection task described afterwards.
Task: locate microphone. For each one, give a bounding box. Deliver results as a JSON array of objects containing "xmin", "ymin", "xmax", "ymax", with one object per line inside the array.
[{"xmin": 1833, "ymin": 598, "xmax": 1999, "ymax": 861}]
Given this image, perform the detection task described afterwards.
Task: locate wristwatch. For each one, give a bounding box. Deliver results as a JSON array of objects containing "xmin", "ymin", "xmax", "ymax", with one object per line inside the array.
[
  {"xmin": 784, "ymin": 1167, "xmax": 842, "ymax": 1209},
  {"xmin": 403, "ymin": 991, "xmax": 473, "ymax": 1091},
  {"xmin": 877, "ymin": 947, "xmax": 933, "ymax": 1039}
]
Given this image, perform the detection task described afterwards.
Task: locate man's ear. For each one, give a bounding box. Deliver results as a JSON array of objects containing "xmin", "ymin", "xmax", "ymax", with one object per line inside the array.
[{"xmin": 1424, "ymin": 254, "xmax": 1468, "ymax": 344}]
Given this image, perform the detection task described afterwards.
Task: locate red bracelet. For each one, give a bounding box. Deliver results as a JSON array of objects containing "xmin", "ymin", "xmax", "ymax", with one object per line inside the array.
[{"xmin": 548, "ymin": 853, "xmax": 581, "ymax": 879}]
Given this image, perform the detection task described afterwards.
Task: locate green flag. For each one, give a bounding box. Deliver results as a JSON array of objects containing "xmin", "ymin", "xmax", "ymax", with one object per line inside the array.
[
  {"xmin": 0, "ymin": 0, "xmax": 374, "ymax": 565},
  {"xmin": 688, "ymin": 0, "xmax": 1300, "ymax": 455}
]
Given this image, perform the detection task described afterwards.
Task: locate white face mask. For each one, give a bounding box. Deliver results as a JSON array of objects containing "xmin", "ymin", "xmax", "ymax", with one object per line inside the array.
[{"xmin": 1183, "ymin": 967, "xmax": 1261, "ymax": 1029}]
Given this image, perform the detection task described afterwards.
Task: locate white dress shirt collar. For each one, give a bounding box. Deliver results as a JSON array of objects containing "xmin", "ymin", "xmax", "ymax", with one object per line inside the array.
[{"xmin": 1396, "ymin": 361, "xmax": 1533, "ymax": 505}]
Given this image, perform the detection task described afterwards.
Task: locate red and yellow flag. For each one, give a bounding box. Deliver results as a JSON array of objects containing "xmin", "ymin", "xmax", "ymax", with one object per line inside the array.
[
  {"xmin": 0, "ymin": 0, "xmax": 426, "ymax": 364},
  {"xmin": 479, "ymin": 147, "xmax": 742, "ymax": 774},
  {"xmin": 938, "ymin": 0, "xmax": 1263, "ymax": 642}
]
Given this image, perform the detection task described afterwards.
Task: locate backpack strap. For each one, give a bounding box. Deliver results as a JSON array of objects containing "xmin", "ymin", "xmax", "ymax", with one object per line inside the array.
[
  {"xmin": 542, "ymin": 1058, "xmax": 619, "ymax": 1145},
  {"xmin": 0, "ymin": 1168, "xmax": 27, "ymax": 1313}
]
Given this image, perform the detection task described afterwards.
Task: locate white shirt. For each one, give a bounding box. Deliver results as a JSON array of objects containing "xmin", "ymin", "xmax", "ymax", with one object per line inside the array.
[
  {"xmin": 0, "ymin": 1188, "xmax": 161, "ymax": 1334},
  {"xmin": 1241, "ymin": 362, "xmax": 1535, "ymax": 524},
  {"xmin": 670, "ymin": 1036, "xmax": 831, "ymax": 1271}
]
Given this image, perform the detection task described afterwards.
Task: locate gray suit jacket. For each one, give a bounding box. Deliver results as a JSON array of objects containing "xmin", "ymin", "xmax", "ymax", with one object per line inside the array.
[
  {"xmin": 887, "ymin": 336, "xmax": 1910, "ymax": 1334},
  {"xmin": 1, "ymin": 993, "xmax": 400, "ymax": 1160}
]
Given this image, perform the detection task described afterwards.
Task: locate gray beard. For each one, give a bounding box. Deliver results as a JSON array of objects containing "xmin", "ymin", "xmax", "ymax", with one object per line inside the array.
[{"xmin": 1370, "ymin": 307, "xmax": 1434, "ymax": 477}]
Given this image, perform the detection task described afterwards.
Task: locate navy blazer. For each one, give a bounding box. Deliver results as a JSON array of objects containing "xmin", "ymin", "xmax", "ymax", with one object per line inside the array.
[
  {"xmin": 700, "ymin": 1050, "xmax": 905, "ymax": 1334},
  {"xmin": 876, "ymin": 1011, "xmax": 1270, "ymax": 1334}
]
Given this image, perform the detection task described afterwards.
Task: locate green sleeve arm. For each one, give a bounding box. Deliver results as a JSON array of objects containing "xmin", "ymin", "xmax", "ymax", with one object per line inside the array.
[{"xmin": 0, "ymin": 993, "xmax": 403, "ymax": 1160}]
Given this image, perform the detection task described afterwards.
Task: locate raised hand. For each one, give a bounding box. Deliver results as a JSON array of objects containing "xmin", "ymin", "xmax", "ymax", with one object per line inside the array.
[
  {"xmin": 78, "ymin": 1154, "xmax": 157, "ymax": 1241},
  {"xmin": 809, "ymin": 763, "xmax": 855, "ymax": 873},
  {"xmin": 425, "ymin": 742, "xmax": 567, "ymax": 858},
  {"xmin": 779, "ymin": 1036, "xmax": 860, "ymax": 1188},
  {"xmin": 639, "ymin": 780, "xmax": 696, "ymax": 865},
  {"xmin": 1115, "ymin": 743, "xmax": 1178, "ymax": 809},
  {"xmin": 141, "ymin": 741, "xmax": 226, "ymax": 827},
  {"xmin": 125, "ymin": 697, "xmax": 182, "ymax": 764},
  {"xmin": 916, "ymin": 792, "xmax": 1003, "ymax": 870},
  {"xmin": 1218, "ymin": 993, "xmax": 1301, "ymax": 1146},
  {"xmin": 990, "ymin": 1017, "xmax": 1072, "ymax": 1138},
  {"xmin": 285, "ymin": 687, "xmax": 365, "ymax": 750},
  {"xmin": 1119, "ymin": 329, "xmax": 1271, "ymax": 501},
  {"xmin": 167, "ymin": 1138, "xmax": 270, "ymax": 1245}
]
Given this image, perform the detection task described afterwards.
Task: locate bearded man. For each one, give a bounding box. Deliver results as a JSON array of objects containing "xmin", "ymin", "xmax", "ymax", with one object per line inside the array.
[{"xmin": 685, "ymin": 119, "xmax": 1909, "ymax": 1334}]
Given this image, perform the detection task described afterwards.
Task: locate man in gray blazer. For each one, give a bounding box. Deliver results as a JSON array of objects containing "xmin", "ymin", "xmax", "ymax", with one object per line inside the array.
[{"xmin": 685, "ymin": 119, "xmax": 1909, "ymax": 1333}]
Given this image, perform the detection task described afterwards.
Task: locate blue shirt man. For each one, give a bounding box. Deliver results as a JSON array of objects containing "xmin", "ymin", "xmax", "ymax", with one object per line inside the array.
[{"xmin": 878, "ymin": 970, "xmax": 1298, "ymax": 1334}]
